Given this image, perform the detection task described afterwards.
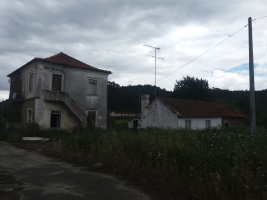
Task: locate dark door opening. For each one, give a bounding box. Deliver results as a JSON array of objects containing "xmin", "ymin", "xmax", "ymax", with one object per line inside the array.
[
  {"xmin": 133, "ymin": 120, "xmax": 138, "ymax": 129},
  {"xmin": 28, "ymin": 109, "xmax": 32, "ymax": 123},
  {"xmin": 50, "ymin": 110, "xmax": 61, "ymax": 127}
]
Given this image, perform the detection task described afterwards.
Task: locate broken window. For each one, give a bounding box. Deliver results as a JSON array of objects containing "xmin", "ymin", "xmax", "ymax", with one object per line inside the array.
[
  {"xmin": 29, "ymin": 73, "xmax": 34, "ymax": 91},
  {"xmin": 27, "ymin": 109, "xmax": 32, "ymax": 123},
  {"xmin": 88, "ymin": 79, "xmax": 97, "ymax": 95},
  {"xmin": 50, "ymin": 110, "xmax": 61, "ymax": 128},
  {"xmin": 87, "ymin": 111, "xmax": 96, "ymax": 124},
  {"xmin": 52, "ymin": 74, "xmax": 62, "ymax": 91},
  {"xmin": 205, "ymin": 120, "xmax": 211, "ymax": 129},
  {"xmin": 185, "ymin": 120, "xmax": 191, "ymax": 130}
]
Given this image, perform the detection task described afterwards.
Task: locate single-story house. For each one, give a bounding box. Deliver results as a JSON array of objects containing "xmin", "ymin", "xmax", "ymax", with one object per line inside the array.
[{"xmin": 140, "ymin": 97, "xmax": 246, "ymax": 129}]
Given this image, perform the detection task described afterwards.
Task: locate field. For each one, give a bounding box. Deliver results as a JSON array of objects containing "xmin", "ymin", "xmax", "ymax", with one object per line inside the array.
[{"xmin": 1, "ymin": 125, "xmax": 267, "ymax": 200}]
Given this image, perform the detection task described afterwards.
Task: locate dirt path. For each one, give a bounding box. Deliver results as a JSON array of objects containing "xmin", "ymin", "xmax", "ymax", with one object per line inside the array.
[{"xmin": 0, "ymin": 141, "xmax": 149, "ymax": 200}]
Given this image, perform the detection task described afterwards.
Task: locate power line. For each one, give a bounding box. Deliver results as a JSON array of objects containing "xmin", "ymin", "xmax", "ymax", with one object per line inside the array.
[
  {"xmin": 157, "ymin": 24, "xmax": 248, "ymax": 83},
  {"xmin": 253, "ymin": 16, "xmax": 267, "ymax": 21},
  {"xmin": 156, "ymin": 15, "xmax": 267, "ymax": 83}
]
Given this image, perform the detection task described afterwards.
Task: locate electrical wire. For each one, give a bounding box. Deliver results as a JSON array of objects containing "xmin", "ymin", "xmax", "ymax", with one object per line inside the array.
[
  {"xmin": 156, "ymin": 15, "xmax": 267, "ymax": 83},
  {"xmin": 156, "ymin": 25, "xmax": 247, "ymax": 83}
]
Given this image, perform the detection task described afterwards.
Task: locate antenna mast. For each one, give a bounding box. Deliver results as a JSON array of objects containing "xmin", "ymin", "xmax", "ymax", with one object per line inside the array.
[{"xmin": 144, "ymin": 44, "xmax": 164, "ymax": 98}]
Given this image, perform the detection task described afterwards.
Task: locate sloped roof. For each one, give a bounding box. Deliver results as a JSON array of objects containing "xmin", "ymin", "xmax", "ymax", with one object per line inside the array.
[
  {"xmin": 39, "ymin": 52, "xmax": 111, "ymax": 73},
  {"xmin": 158, "ymin": 98, "xmax": 246, "ymax": 118},
  {"xmin": 8, "ymin": 52, "xmax": 111, "ymax": 77}
]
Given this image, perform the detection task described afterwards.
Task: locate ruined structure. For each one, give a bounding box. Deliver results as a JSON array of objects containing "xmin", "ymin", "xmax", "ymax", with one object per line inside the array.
[
  {"xmin": 7, "ymin": 52, "xmax": 111, "ymax": 129},
  {"xmin": 140, "ymin": 96, "xmax": 246, "ymax": 129}
]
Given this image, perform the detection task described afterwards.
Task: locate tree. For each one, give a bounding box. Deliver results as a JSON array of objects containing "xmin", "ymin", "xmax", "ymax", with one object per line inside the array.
[{"xmin": 172, "ymin": 76, "xmax": 212, "ymax": 101}]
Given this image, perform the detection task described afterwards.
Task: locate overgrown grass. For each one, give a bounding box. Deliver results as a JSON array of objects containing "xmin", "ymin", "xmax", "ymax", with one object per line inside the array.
[
  {"xmin": 42, "ymin": 126, "xmax": 267, "ymax": 199},
  {"xmin": 2, "ymin": 125, "xmax": 267, "ymax": 199}
]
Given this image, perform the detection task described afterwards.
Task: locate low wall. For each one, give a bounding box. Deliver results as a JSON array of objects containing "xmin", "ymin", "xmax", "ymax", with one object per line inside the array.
[{"xmin": 6, "ymin": 123, "xmax": 39, "ymax": 131}]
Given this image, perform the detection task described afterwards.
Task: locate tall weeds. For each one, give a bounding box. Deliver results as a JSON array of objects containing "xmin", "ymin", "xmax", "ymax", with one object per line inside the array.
[{"xmin": 47, "ymin": 126, "xmax": 267, "ymax": 199}]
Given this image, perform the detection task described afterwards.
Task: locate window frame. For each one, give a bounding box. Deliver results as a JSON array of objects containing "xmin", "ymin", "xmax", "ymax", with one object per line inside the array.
[
  {"xmin": 205, "ymin": 120, "xmax": 211, "ymax": 129},
  {"xmin": 27, "ymin": 109, "xmax": 32, "ymax": 123},
  {"xmin": 185, "ymin": 120, "xmax": 191, "ymax": 130},
  {"xmin": 50, "ymin": 110, "xmax": 61, "ymax": 128},
  {"xmin": 51, "ymin": 73, "xmax": 64, "ymax": 92},
  {"xmin": 29, "ymin": 73, "xmax": 34, "ymax": 92},
  {"xmin": 88, "ymin": 79, "xmax": 97, "ymax": 95}
]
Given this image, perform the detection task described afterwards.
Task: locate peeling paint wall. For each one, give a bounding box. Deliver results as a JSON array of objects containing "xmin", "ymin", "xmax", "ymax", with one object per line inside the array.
[
  {"xmin": 9, "ymin": 62, "xmax": 37, "ymax": 100},
  {"xmin": 20, "ymin": 63, "xmax": 37, "ymax": 99},
  {"xmin": 21, "ymin": 99, "xmax": 35, "ymax": 123},
  {"xmin": 141, "ymin": 99, "xmax": 178, "ymax": 129},
  {"xmin": 36, "ymin": 101, "xmax": 80, "ymax": 129},
  {"xmin": 9, "ymin": 59, "xmax": 109, "ymax": 129},
  {"xmin": 35, "ymin": 61, "xmax": 108, "ymax": 129}
]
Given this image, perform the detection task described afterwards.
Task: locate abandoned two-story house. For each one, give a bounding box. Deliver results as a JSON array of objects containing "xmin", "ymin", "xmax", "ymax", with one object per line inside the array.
[
  {"xmin": 7, "ymin": 52, "xmax": 111, "ymax": 129},
  {"xmin": 136, "ymin": 95, "xmax": 246, "ymax": 129}
]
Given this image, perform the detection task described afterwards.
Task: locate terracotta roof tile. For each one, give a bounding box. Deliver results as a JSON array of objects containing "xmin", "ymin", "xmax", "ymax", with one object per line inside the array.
[
  {"xmin": 38, "ymin": 52, "xmax": 111, "ymax": 73},
  {"xmin": 8, "ymin": 52, "xmax": 111, "ymax": 77},
  {"xmin": 158, "ymin": 98, "xmax": 246, "ymax": 118}
]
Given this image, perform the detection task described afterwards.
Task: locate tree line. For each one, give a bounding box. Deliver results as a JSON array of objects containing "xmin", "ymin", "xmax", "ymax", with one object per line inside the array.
[{"xmin": 108, "ymin": 76, "xmax": 267, "ymax": 126}]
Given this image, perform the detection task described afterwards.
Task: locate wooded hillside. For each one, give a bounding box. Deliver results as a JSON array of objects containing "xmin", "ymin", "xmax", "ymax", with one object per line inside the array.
[{"xmin": 108, "ymin": 79, "xmax": 267, "ymax": 126}]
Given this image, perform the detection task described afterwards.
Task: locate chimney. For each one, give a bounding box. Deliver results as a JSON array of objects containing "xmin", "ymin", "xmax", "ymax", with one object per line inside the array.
[{"xmin": 141, "ymin": 94, "xmax": 149, "ymax": 113}]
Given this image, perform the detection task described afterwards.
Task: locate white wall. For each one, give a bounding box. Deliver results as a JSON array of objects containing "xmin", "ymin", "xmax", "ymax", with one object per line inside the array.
[
  {"xmin": 141, "ymin": 98, "xmax": 222, "ymax": 130},
  {"xmin": 141, "ymin": 99, "xmax": 178, "ymax": 129},
  {"xmin": 178, "ymin": 117, "xmax": 222, "ymax": 129}
]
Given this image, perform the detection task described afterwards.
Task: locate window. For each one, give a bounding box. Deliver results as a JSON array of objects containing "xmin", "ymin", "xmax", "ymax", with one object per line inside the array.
[
  {"xmin": 29, "ymin": 73, "xmax": 34, "ymax": 91},
  {"xmin": 206, "ymin": 120, "xmax": 211, "ymax": 129},
  {"xmin": 88, "ymin": 79, "xmax": 97, "ymax": 95},
  {"xmin": 87, "ymin": 111, "xmax": 96, "ymax": 125},
  {"xmin": 50, "ymin": 110, "xmax": 61, "ymax": 127},
  {"xmin": 185, "ymin": 120, "xmax": 191, "ymax": 130},
  {"xmin": 27, "ymin": 109, "xmax": 32, "ymax": 123},
  {"xmin": 52, "ymin": 74, "xmax": 62, "ymax": 91}
]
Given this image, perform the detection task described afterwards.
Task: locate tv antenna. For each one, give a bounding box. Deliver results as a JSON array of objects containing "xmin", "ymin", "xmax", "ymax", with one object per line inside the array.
[{"xmin": 144, "ymin": 44, "xmax": 164, "ymax": 98}]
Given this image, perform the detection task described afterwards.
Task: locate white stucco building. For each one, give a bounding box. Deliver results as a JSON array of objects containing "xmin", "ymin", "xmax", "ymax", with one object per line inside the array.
[
  {"xmin": 140, "ymin": 97, "xmax": 246, "ymax": 129},
  {"xmin": 7, "ymin": 52, "xmax": 111, "ymax": 129}
]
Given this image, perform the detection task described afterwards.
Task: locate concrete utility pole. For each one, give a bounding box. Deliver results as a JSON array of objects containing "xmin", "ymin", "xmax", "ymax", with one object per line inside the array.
[
  {"xmin": 248, "ymin": 17, "xmax": 256, "ymax": 135},
  {"xmin": 144, "ymin": 44, "xmax": 164, "ymax": 98}
]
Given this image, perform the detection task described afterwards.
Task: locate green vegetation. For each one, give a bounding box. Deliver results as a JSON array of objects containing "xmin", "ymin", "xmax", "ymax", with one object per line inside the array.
[
  {"xmin": 8, "ymin": 126, "xmax": 263, "ymax": 200},
  {"xmin": 108, "ymin": 78, "xmax": 267, "ymax": 126},
  {"xmin": 172, "ymin": 76, "xmax": 213, "ymax": 101}
]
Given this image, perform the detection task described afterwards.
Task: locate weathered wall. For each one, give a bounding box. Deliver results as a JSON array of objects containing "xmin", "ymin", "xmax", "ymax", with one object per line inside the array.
[
  {"xmin": 35, "ymin": 61, "xmax": 109, "ymax": 129},
  {"xmin": 141, "ymin": 99, "xmax": 222, "ymax": 130},
  {"xmin": 20, "ymin": 63, "xmax": 37, "ymax": 99},
  {"xmin": 35, "ymin": 101, "xmax": 80, "ymax": 129},
  {"xmin": 141, "ymin": 99, "xmax": 178, "ymax": 129},
  {"xmin": 9, "ymin": 62, "xmax": 37, "ymax": 100},
  {"xmin": 177, "ymin": 117, "xmax": 222, "ymax": 129},
  {"xmin": 222, "ymin": 117, "xmax": 245, "ymax": 127},
  {"xmin": 21, "ymin": 99, "xmax": 35, "ymax": 123}
]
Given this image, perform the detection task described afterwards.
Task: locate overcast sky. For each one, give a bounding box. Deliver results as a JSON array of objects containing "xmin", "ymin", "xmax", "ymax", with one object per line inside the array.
[{"xmin": 1, "ymin": 0, "xmax": 267, "ymax": 100}]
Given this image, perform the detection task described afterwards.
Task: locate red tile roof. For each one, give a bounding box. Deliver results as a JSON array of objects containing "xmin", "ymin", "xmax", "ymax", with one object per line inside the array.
[
  {"xmin": 8, "ymin": 52, "xmax": 111, "ymax": 77},
  {"xmin": 158, "ymin": 98, "xmax": 246, "ymax": 118},
  {"xmin": 38, "ymin": 52, "xmax": 111, "ymax": 73}
]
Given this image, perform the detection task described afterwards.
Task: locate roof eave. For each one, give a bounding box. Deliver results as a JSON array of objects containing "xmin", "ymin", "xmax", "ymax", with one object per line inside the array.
[{"xmin": 7, "ymin": 58, "xmax": 38, "ymax": 77}]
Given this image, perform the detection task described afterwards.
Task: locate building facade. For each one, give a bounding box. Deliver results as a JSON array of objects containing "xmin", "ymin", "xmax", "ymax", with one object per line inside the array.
[
  {"xmin": 7, "ymin": 52, "xmax": 111, "ymax": 129},
  {"xmin": 140, "ymin": 97, "xmax": 246, "ymax": 129}
]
